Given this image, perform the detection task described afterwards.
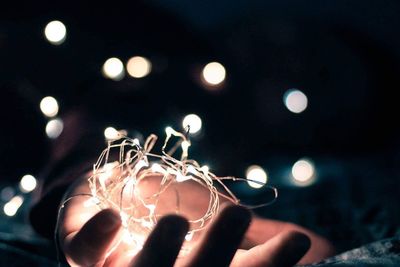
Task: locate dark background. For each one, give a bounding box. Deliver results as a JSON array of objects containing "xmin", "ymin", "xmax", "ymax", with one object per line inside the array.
[{"xmin": 0, "ymin": 0, "xmax": 399, "ymax": 259}]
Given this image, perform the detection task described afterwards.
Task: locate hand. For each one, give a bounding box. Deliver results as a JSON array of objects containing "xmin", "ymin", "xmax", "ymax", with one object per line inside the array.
[
  {"xmin": 240, "ymin": 217, "xmax": 335, "ymax": 265},
  {"xmin": 58, "ymin": 174, "xmax": 316, "ymax": 266}
]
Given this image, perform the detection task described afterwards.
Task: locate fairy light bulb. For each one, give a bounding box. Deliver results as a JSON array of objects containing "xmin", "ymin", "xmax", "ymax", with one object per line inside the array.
[
  {"xmin": 182, "ymin": 114, "xmax": 202, "ymax": 134},
  {"xmin": 40, "ymin": 96, "xmax": 59, "ymax": 117},
  {"xmin": 246, "ymin": 165, "xmax": 268, "ymax": 189},
  {"xmin": 19, "ymin": 174, "xmax": 37, "ymax": 193},
  {"xmin": 292, "ymin": 158, "xmax": 315, "ymax": 185},
  {"xmin": 102, "ymin": 57, "xmax": 125, "ymax": 81},
  {"xmin": 284, "ymin": 89, "xmax": 308, "ymax": 114},
  {"xmin": 44, "ymin": 20, "xmax": 67, "ymax": 45},
  {"xmin": 46, "ymin": 118, "xmax": 64, "ymax": 139},
  {"xmin": 127, "ymin": 56, "xmax": 152, "ymax": 78},
  {"xmin": 202, "ymin": 62, "xmax": 226, "ymax": 85},
  {"xmin": 3, "ymin": 196, "xmax": 24, "ymax": 216}
]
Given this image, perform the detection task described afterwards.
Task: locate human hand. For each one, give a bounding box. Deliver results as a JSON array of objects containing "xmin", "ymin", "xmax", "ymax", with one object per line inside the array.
[
  {"xmin": 58, "ymin": 175, "xmax": 312, "ymax": 267},
  {"xmin": 240, "ymin": 217, "xmax": 335, "ymax": 265}
]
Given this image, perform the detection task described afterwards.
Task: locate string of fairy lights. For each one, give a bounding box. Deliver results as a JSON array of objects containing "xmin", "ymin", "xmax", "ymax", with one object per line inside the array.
[{"xmin": 1, "ymin": 19, "xmax": 316, "ymax": 218}]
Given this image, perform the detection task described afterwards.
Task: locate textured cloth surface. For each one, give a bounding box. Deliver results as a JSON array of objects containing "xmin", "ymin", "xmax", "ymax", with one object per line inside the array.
[
  {"xmin": 1, "ymin": 234, "xmax": 400, "ymax": 266},
  {"xmin": 304, "ymin": 236, "xmax": 400, "ymax": 266}
]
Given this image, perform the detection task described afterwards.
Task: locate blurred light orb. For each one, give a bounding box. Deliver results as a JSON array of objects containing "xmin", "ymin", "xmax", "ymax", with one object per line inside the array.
[
  {"xmin": 127, "ymin": 56, "xmax": 152, "ymax": 78},
  {"xmin": 3, "ymin": 196, "xmax": 24, "ymax": 217},
  {"xmin": 102, "ymin": 57, "xmax": 125, "ymax": 80},
  {"xmin": 202, "ymin": 62, "xmax": 226, "ymax": 85},
  {"xmin": 46, "ymin": 118, "xmax": 64, "ymax": 139},
  {"xmin": 104, "ymin": 127, "xmax": 120, "ymax": 140},
  {"xmin": 40, "ymin": 96, "xmax": 59, "ymax": 117},
  {"xmin": 19, "ymin": 174, "xmax": 37, "ymax": 193},
  {"xmin": 284, "ymin": 89, "xmax": 308, "ymax": 113},
  {"xmin": 246, "ymin": 165, "xmax": 268, "ymax": 189},
  {"xmin": 182, "ymin": 114, "xmax": 202, "ymax": 134},
  {"xmin": 292, "ymin": 159, "xmax": 315, "ymax": 184},
  {"xmin": 44, "ymin": 20, "xmax": 67, "ymax": 45}
]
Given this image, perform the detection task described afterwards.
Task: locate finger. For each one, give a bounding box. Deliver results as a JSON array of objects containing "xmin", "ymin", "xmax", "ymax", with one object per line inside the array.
[
  {"xmin": 59, "ymin": 179, "xmax": 100, "ymax": 240},
  {"xmin": 231, "ymin": 231, "xmax": 311, "ymax": 267},
  {"xmin": 63, "ymin": 209, "xmax": 122, "ymax": 266},
  {"xmin": 188, "ymin": 204, "xmax": 251, "ymax": 267},
  {"xmin": 130, "ymin": 215, "xmax": 189, "ymax": 267}
]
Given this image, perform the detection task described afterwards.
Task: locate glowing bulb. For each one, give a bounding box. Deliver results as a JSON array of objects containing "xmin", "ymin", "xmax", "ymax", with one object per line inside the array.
[
  {"xmin": 83, "ymin": 197, "xmax": 100, "ymax": 208},
  {"xmin": 202, "ymin": 62, "xmax": 226, "ymax": 86},
  {"xmin": 133, "ymin": 138, "xmax": 140, "ymax": 146},
  {"xmin": 46, "ymin": 118, "xmax": 63, "ymax": 139},
  {"xmin": 99, "ymin": 162, "xmax": 118, "ymax": 190},
  {"xmin": 44, "ymin": 20, "xmax": 67, "ymax": 45},
  {"xmin": 292, "ymin": 159, "xmax": 315, "ymax": 185},
  {"xmin": 120, "ymin": 212, "xmax": 129, "ymax": 228},
  {"xmin": 19, "ymin": 174, "xmax": 37, "ymax": 193},
  {"xmin": 151, "ymin": 163, "xmax": 166, "ymax": 174},
  {"xmin": 181, "ymin": 140, "xmax": 191, "ymax": 151},
  {"xmin": 246, "ymin": 165, "xmax": 267, "ymax": 189},
  {"xmin": 102, "ymin": 57, "xmax": 125, "ymax": 80},
  {"xmin": 40, "ymin": 96, "xmax": 59, "ymax": 117},
  {"xmin": 176, "ymin": 172, "xmax": 192, "ymax": 182},
  {"xmin": 185, "ymin": 231, "xmax": 194, "ymax": 241},
  {"xmin": 186, "ymin": 165, "xmax": 197, "ymax": 175},
  {"xmin": 165, "ymin": 126, "xmax": 174, "ymax": 136},
  {"xmin": 182, "ymin": 114, "xmax": 202, "ymax": 134},
  {"xmin": 284, "ymin": 89, "xmax": 308, "ymax": 113},
  {"xmin": 135, "ymin": 159, "xmax": 149, "ymax": 171},
  {"xmin": 3, "ymin": 196, "xmax": 24, "ymax": 217},
  {"xmin": 104, "ymin": 127, "xmax": 120, "ymax": 140},
  {"xmin": 201, "ymin": 165, "xmax": 210, "ymax": 173},
  {"xmin": 127, "ymin": 56, "xmax": 152, "ymax": 78}
]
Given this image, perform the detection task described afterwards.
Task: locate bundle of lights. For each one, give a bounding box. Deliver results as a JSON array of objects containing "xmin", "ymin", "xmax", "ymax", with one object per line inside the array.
[{"xmin": 62, "ymin": 127, "xmax": 277, "ymax": 255}]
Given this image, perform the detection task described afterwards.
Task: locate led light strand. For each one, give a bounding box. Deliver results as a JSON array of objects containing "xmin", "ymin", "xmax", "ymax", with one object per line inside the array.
[{"xmin": 59, "ymin": 127, "xmax": 277, "ymax": 255}]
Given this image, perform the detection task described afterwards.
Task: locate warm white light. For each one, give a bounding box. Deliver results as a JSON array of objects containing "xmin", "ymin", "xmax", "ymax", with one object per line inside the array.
[
  {"xmin": 246, "ymin": 165, "xmax": 267, "ymax": 189},
  {"xmin": 127, "ymin": 56, "xmax": 152, "ymax": 78},
  {"xmin": 133, "ymin": 138, "xmax": 140, "ymax": 146},
  {"xmin": 102, "ymin": 57, "xmax": 125, "ymax": 80},
  {"xmin": 3, "ymin": 196, "xmax": 24, "ymax": 217},
  {"xmin": 201, "ymin": 165, "xmax": 210, "ymax": 173},
  {"xmin": 165, "ymin": 126, "xmax": 174, "ymax": 136},
  {"xmin": 181, "ymin": 140, "xmax": 191, "ymax": 151},
  {"xmin": 19, "ymin": 174, "xmax": 37, "ymax": 193},
  {"xmin": 104, "ymin": 127, "xmax": 120, "ymax": 140},
  {"xmin": 185, "ymin": 231, "xmax": 194, "ymax": 241},
  {"xmin": 176, "ymin": 172, "xmax": 191, "ymax": 183},
  {"xmin": 202, "ymin": 62, "xmax": 226, "ymax": 85},
  {"xmin": 40, "ymin": 96, "xmax": 59, "ymax": 117},
  {"xmin": 99, "ymin": 162, "xmax": 119, "ymax": 190},
  {"xmin": 182, "ymin": 114, "xmax": 202, "ymax": 134},
  {"xmin": 46, "ymin": 118, "xmax": 63, "ymax": 139},
  {"xmin": 151, "ymin": 163, "xmax": 166, "ymax": 174},
  {"xmin": 284, "ymin": 89, "xmax": 308, "ymax": 113},
  {"xmin": 292, "ymin": 159, "xmax": 315, "ymax": 184},
  {"xmin": 44, "ymin": 20, "xmax": 67, "ymax": 45}
]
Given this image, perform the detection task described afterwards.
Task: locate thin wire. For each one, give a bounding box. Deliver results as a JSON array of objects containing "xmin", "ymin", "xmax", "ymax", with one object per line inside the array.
[
  {"xmin": 54, "ymin": 193, "xmax": 95, "ymax": 267},
  {"xmin": 57, "ymin": 128, "xmax": 278, "ymax": 256}
]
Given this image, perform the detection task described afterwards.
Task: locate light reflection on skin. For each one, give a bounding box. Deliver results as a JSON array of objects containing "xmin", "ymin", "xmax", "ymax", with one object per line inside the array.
[{"xmin": 59, "ymin": 171, "xmax": 334, "ymax": 266}]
